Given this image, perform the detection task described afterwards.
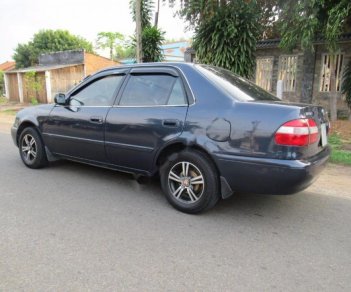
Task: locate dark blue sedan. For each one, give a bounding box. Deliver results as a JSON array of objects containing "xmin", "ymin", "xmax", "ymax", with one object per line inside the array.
[{"xmin": 11, "ymin": 63, "xmax": 330, "ymax": 213}]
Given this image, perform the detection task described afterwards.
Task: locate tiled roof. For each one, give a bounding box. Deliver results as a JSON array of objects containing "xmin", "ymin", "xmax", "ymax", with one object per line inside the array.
[
  {"xmin": 5, "ymin": 63, "xmax": 83, "ymax": 74},
  {"xmin": 256, "ymin": 39, "xmax": 280, "ymax": 49},
  {"xmin": 257, "ymin": 33, "xmax": 351, "ymax": 49},
  {"xmin": 314, "ymin": 33, "xmax": 351, "ymax": 44},
  {"xmin": 0, "ymin": 61, "xmax": 16, "ymax": 71}
]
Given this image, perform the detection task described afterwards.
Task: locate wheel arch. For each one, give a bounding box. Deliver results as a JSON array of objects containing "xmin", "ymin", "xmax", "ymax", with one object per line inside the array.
[
  {"xmin": 155, "ymin": 141, "xmax": 233, "ymax": 199},
  {"xmin": 16, "ymin": 121, "xmax": 40, "ymax": 146},
  {"xmin": 155, "ymin": 141, "xmax": 220, "ymax": 176}
]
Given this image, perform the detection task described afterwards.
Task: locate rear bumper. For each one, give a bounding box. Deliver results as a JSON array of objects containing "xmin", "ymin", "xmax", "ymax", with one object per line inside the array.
[{"xmin": 216, "ymin": 146, "xmax": 331, "ymax": 195}]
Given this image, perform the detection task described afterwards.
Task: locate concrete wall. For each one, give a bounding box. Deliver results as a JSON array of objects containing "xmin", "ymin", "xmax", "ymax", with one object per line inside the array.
[
  {"xmin": 39, "ymin": 50, "xmax": 84, "ymax": 66},
  {"xmin": 312, "ymin": 43, "xmax": 351, "ymax": 115},
  {"xmin": 255, "ymin": 41, "xmax": 351, "ymax": 116},
  {"xmin": 255, "ymin": 47, "xmax": 305, "ymax": 103}
]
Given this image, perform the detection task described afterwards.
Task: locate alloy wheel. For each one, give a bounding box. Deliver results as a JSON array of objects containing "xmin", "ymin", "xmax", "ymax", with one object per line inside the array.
[
  {"xmin": 168, "ymin": 161, "xmax": 205, "ymax": 204},
  {"xmin": 21, "ymin": 134, "xmax": 37, "ymax": 163}
]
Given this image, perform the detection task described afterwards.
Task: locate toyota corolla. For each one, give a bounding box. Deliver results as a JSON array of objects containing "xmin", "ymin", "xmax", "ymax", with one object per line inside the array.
[{"xmin": 11, "ymin": 63, "xmax": 330, "ymax": 213}]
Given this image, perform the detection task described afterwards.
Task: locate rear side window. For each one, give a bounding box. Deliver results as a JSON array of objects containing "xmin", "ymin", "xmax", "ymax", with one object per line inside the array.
[
  {"xmin": 196, "ymin": 64, "xmax": 279, "ymax": 101},
  {"xmin": 119, "ymin": 74, "xmax": 187, "ymax": 106},
  {"xmin": 167, "ymin": 79, "xmax": 187, "ymax": 105}
]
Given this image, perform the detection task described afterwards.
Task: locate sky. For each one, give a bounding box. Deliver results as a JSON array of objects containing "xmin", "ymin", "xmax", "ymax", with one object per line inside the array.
[{"xmin": 0, "ymin": 0, "xmax": 193, "ymax": 62}]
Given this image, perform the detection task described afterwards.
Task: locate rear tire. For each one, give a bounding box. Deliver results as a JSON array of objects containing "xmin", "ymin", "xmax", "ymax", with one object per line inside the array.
[
  {"xmin": 160, "ymin": 150, "xmax": 220, "ymax": 214},
  {"xmin": 19, "ymin": 127, "xmax": 48, "ymax": 169}
]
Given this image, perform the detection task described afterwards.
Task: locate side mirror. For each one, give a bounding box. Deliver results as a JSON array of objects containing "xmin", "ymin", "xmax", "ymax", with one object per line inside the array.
[{"xmin": 54, "ymin": 93, "xmax": 67, "ymax": 105}]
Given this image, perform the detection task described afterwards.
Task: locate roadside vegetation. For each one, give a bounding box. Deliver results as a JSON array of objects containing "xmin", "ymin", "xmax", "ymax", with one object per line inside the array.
[
  {"xmin": 0, "ymin": 70, "xmax": 4, "ymax": 96},
  {"xmin": 13, "ymin": 30, "xmax": 94, "ymax": 68},
  {"xmin": 1, "ymin": 109, "xmax": 17, "ymax": 115},
  {"xmin": 0, "ymin": 96, "xmax": 7, "ymax": 104},
  {"xmin": 329, "ymin": 133, "xmax": 351, "ymax": 166},
  {"xmin": 130, "ymin": 0, "xmax": 165, "ymax": 62},
  {"xmin": 164, "ymin": 0, "xmax": 351, "ymax": 119}
]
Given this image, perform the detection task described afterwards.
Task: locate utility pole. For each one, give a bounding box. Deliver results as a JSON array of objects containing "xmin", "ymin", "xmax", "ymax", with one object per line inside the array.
[
  {"xmin": 154, "ymin": 0, "xmax": 160, "ymax": 27},
  {"xmin": 136, "ymin": 0, "xmax": 143, "ymax": 63}
]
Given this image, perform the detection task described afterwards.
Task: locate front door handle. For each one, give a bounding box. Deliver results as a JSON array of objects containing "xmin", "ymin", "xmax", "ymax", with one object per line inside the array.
[
  {"xmin": 162, "ymin": 119, "xmax": 180, "ymax": 128},
  {"xmin": 90, "ymin": 116, "xmax": 103, "ymax": 124}
]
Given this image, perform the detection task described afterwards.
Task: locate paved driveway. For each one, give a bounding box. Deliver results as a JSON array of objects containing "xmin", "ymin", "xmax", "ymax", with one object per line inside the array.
[{"xmin": 0, "ymin": 131, "xmax": 350, "ymax": 291}]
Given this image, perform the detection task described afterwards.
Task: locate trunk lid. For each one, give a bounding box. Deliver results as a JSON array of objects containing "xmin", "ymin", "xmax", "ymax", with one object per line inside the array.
[{"xmin": 245, "ymin": 100, "xmax": 330, "ymax": 160}]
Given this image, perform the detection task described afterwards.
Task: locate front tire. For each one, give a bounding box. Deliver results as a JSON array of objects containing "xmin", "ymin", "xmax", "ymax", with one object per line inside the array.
[
  {"xmin": 19, "ymin": 127, "xmax": 48, "ymax": 169},
  {"xmin": 160, "ymin": 150, "xmax": 220, "ymax": 214}
]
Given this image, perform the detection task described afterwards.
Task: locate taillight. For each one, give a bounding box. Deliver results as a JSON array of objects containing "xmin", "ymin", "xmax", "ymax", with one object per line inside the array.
[{"xmin": 275, "ymin": 119, "xmax": 319, "ymax": 146}]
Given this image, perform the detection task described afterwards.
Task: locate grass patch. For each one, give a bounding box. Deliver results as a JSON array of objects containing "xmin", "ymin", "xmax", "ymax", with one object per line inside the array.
[
  {"xmin": 330, "ymin": 150, "xmax": 351, "ymax": 165},
  {"xmin": 1, "ymin": 109, "xmax": 17, "ymax": 115},
  {"xmin": 30, "ymin": 97, "xmax": 39, "ymax": 105},
  {"xmin": 329, "ymin": 133, "xmax": 351, "ymax": 166}
]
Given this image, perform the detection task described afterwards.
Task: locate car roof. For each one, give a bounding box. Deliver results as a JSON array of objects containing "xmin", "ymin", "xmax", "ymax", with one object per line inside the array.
[{"xmin": 96, "ymin": 62, "xmax": 196, "ymax": 75}]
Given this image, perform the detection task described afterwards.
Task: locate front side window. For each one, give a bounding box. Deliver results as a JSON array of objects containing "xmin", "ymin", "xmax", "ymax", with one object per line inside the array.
[
  {"xmin": 119, "ymin": 74, "xmax": 187, "ymax": 106},
  {"xmin": 278, "ymin": 55, "xmax": 298, "ymax": 92},
  {"xmin": 70, "ymin": 75, "xmax": 123, "ymax": 106},
  {"xmin": 319, "ymin": 53, "xmax": 344, "ymax": 92}
]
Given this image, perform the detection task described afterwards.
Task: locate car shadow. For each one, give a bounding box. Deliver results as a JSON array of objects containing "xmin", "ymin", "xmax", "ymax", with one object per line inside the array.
[{"xmin": 47, "ymin": 159, "xmax": 350, "ymax": 227}]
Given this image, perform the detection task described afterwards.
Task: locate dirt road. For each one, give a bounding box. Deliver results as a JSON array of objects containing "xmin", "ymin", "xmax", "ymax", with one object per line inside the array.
[{"xmin": 0, "ymin": 113, "xmax": 14, "ymax": 133}]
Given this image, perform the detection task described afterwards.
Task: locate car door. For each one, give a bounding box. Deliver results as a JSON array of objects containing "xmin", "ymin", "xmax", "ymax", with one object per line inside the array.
[
  {"xmin": 42, "ymin": 72, "xmax": 125, "ymax": 162},
  {"xmin": 105, "ymin": 67, "xmax": 189, "ymax": 173}
]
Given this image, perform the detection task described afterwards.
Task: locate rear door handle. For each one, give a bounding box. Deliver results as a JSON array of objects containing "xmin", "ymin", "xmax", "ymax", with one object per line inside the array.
[
  {"xmin": 162, "ymin": 119, "xmax": 180, "ymax": 128},
  {"xmin": 90, "ymin": 116, "xmax": 103, "ymax": 124}
]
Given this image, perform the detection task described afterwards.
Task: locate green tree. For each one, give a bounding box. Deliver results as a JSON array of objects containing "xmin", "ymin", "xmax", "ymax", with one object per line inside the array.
[
  {"xmin": 131, "ymin": 26, "xmax": 165, "ymax": 62},
  {"xmin": 279, "ymin": 0, "xmax": 351, "ymax": 52},
  {"xmin": 163, "ymin": 1, "xmax": 263, "ymax": 76},
  {"xmin": 130, "ymin": 0, "xmax": 155, "ymax": 28},
  {"xmin": 257, "ymin": 0, "xmax": 280, "ymax": 39},
  {"xmin": 96, "ymin": 32, "xmax": 125, "ymax": 60},
  {"xmin": 13, "ymin": 43, "xmax": 38, "ymax": 69},
  {"xmin": 342, "ymin": 61, "xmax": 351, "ymax": 120},
  {"xmin": 185, "ymin": 0, "xmax": 261, "ymax": 77},
  {"xmin": 164, "ymin": 0, "xmax": 222, "ymax": 28},
  {"xmin": 140, "ymin": 26, "xmax": 165, "ymax": 62},
  {"xmin": 24, "ymin": 71, "xmax": 42, "ymax": 105},
  {"xmin": 115, "ymin": 43, "xmax": 136, "ymax": 59},
  {"xmin": 130, "ymin": 0, "xmax": 165, "ymax": 62},
  {"xmin": 278, "ymin": 0, "xmax": 351, "ymax": 120},
  {"xmin": 13, "ymin": 30, "xmax": 94, "ymax": 68},
  {"xmin": 0, "ymin": 70, "xmax": 4, "ymax": 96}
]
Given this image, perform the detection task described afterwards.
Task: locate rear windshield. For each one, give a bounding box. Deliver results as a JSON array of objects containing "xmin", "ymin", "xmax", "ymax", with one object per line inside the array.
[{"xmin": 195, "ymin": 64, "xmax": 279, "ymax": 101}]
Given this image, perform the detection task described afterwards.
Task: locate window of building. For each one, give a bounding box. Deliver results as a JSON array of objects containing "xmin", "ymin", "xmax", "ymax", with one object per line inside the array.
[
  {"xmin": 255, "ymin": 57, "xmax": 273, "ymax": 92},
  {"xmin": 278, "ymin": 55, "xmax": 298, "ymax": 92},
  {"xmin": 119, "ymin": 74, "xmax": 187, "ymax": 106},
  {"xmin": 319, "ymin": 53, "xmax": 344, "ymax": 92}
]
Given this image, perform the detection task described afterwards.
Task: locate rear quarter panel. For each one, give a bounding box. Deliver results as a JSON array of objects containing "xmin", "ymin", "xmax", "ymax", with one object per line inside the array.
[{"xmin": 178, "ymin": 65, "xmax": 305, "ymax": 161}]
